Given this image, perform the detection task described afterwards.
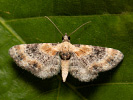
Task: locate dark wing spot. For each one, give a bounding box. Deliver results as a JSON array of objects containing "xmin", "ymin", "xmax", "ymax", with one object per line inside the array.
[
  {"xmin": 33, "ymin": 63, "xmax": 38, "ymax": 68},
  {"xmin": 50, "ymin": 68, "xmax": 56, "ymax": 72},
  {"xmin": 92, "ymin": 65, "xmax": 103, "ymax": 72},
  {"xmin": 80, "ymin": 58, "xmax": 88, "ymax": 66},
  {"xmin": 51, "ymin": 43, "xmax": 58, "ymax": 46},
  {"xmin": 74, "ymin": 44, "xmax": 80, "ymax": 47},
  {"xmin": 26, "ymin": 44, "xmax": 39, "ymax": 55},
  {"xmin": 17, "ymin": 55, "xmax": 23, "ymax": 60},
  {"xmin": 17, "ymin": 53, "xmax": 25, "ymax": 61},
  {"xmin": 93, "ymin": 46, "xmax": 106, "ymax": 60}
]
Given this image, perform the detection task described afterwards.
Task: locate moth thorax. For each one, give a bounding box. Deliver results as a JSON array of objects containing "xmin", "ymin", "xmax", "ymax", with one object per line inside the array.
[{"xmin": 59, "ymin": 52, "xmax": 72, "ymax": 60}]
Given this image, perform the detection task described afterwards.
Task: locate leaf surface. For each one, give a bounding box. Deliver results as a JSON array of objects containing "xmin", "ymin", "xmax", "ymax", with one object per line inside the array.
[{"xmin": 0, "ymin": 0, "xmax": 133, "ymax": 100}]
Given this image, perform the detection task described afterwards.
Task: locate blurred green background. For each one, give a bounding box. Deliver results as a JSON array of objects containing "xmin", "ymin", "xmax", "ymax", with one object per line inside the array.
[{"xmin": 0, "ymin": 0, "xmax": 133, "ymax": 100}]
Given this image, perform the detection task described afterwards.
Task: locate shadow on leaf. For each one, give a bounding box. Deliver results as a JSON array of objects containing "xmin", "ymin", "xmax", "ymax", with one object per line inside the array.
[{"xmin": 12, "ymin": 62, "xmax": 59, "ymax": 93}]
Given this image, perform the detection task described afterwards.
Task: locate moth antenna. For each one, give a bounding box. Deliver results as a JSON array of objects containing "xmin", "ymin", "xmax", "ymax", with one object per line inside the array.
[
  {"xmin": 69, "ymin": 21, "xmax": 91, "ymax": 36},
  {"xmin": 45, "ymin": 16, "xmax": 64, "ymax": 36}
]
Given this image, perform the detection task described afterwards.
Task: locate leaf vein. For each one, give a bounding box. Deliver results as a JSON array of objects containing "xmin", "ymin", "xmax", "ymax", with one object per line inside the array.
[{"xmin": 0, "ymin": 17, "xmax": 26, "ymax": 44}]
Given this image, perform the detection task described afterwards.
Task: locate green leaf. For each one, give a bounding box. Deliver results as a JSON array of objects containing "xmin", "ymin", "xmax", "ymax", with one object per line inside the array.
[
  {"xmin": 0, "ymin": 0, "xmax": 133, "ymax": 100},
  {"xmin": 0, "ymin": 14, "xmax": 133, "ymax": 100},
  {"xmin": 0, "ymin": 0, "xmax": 133, "ymax": 19}
]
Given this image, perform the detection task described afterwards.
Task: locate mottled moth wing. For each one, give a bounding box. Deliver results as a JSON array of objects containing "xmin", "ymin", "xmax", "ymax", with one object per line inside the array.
[
  {"xmin": 9, "ymin": 43, "xmax": 61, "ymax": 79},
  {"xmin": 69, "ymin": 44, "xmax": 124, "ymax": 82}
]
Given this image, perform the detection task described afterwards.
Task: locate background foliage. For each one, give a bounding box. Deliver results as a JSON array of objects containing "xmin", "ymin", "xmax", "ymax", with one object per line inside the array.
[{"xmin": 0, "ymin": 0, "xmax": 133, "ymax": 100}]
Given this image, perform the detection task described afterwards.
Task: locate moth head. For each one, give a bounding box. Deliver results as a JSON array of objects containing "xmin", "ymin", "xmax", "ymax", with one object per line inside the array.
[{"xmin": 62, "ymin": 33, "xmax": 70, "ymax": 42}]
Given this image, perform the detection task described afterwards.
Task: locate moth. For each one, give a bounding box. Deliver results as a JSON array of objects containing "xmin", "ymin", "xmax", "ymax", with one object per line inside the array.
[{"xmin": 9, "ymin": 16, "xmax": 124, "ymax": 82}]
